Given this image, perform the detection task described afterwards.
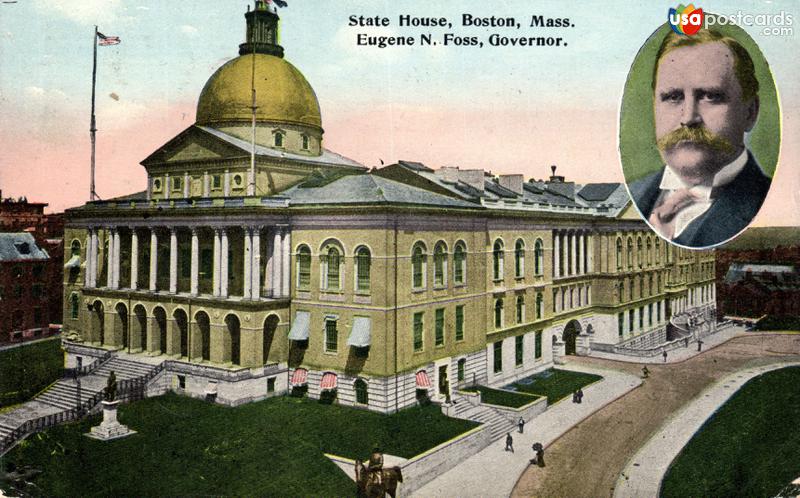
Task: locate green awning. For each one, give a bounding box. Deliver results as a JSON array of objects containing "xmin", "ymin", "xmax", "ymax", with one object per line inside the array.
[
  {"xmin": 347, "ymin": 317, "xmax": 371, "ymax": 347},
  {"xmin": 288, "ymin": 311, "xmax": 310, "ymax": 341}
]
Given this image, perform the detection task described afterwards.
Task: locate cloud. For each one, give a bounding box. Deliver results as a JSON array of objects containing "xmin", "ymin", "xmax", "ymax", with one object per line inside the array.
[
  {"xmin": 35, "ymin": 0, "xmax": 123, "ymax": 25},
  {"xmin": 180, "ymin": 25, "xmax": 198, "ymax": 35}
]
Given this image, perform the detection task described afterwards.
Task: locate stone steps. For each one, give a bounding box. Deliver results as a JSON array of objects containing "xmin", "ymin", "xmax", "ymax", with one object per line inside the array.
[
  {"xmin": 450, "ymin": 397, "xmax": 516, "ymax": 441},
  {"xmin": 35, "ymin": 380, "xmax": 103, "ymax": 411},
  {"xmin": 93, "ymin": 357, "xmax": 156, "ymax": 380}
]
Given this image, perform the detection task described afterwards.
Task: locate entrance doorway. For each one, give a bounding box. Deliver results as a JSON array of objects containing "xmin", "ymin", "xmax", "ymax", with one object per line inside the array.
[{"xmin": 563, "ymin": 320, "xmax": 582, "ymax": 355}]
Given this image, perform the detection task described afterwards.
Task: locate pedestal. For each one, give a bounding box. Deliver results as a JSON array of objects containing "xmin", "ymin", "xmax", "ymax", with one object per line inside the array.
[{"xmin": 85, "ymin": 400, "xmax": 136, "ymax": 441}]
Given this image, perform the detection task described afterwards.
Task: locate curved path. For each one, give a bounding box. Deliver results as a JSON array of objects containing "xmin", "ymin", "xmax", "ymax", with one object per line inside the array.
[
  {"xmin": 512, "ymin": 333, "xmax": 800, "ymax": 498},
  {"xmin": 614, "ymin": 360, "xmax": 800, "ymax": 497}
]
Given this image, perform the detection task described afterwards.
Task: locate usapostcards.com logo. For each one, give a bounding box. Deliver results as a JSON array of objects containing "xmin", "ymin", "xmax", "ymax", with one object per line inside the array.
[{"xmin": 668, "ymin": 4, "xmax": 704, "ymax": 36}]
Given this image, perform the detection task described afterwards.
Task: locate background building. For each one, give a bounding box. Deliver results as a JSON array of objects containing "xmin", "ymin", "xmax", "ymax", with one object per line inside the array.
[{"xmin": 62, "ymin": 1, "xmax": 715, "ymax": 413}]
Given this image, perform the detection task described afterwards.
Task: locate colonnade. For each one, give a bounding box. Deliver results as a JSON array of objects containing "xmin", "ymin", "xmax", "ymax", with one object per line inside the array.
[
  {"xmin": 552, "ymin": 229, "xmax": 593, "ymax": 278},
  {"xmin": 84, "ymin": 225, "xmax": 291, "ymax": 299}
]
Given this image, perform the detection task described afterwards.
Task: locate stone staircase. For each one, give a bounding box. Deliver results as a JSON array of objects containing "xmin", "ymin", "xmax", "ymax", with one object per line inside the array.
[
  {"xmin": 450, "ymin": 397, "xmax": 517, "ymax": 441},
  {"xmin": 93, "ymin": 356, "xmax": 159, "ymax": 381}
]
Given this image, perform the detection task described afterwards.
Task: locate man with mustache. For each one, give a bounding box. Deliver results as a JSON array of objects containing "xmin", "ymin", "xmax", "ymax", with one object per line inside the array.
[{"xmin": 629, "ymin": 29, "xmax": 771, "ymax": 247}]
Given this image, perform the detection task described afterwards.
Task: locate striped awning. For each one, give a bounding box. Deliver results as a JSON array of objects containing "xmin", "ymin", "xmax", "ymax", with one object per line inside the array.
[
  {"xmin": 347, "ymin": 317, "xmax": 372, "ymax": 347},
  {"xmin": 64, "ymin": 255, "xmax": 81, "ymax": 268},
  {"xmin": 287, "ymin": 311, "xmax": 310, "ymax": 341},
  {"xmin": 416, "ymin": 370, "xmax": 432, "ymax": 390},
  {"xmin": 290, "ymin": 368, "xmax": 308, "ymax": 386},
  {"xmin": 320, "ymin": 372, "xmax": 338, "ymax": 390}
]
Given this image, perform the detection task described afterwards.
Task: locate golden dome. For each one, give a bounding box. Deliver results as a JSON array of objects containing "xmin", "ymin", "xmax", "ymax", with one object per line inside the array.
[{"xmin": 196, "ymin": 54, "xmax": 322, "ymax": 130}]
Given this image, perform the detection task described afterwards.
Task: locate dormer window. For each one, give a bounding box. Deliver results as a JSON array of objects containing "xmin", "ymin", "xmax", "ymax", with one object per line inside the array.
[
  {"xmin": 274, "ymin": 131, "xmax": 284, "ymax": 147},
  {"xmin": 301, "ymin": 135, "xmax": 309, "ymax": 150}
]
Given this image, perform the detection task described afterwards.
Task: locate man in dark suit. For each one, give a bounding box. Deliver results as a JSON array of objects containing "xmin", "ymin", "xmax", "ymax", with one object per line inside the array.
[{"xmin": 629, "ymin": 29, "xmax": 771, "ymax": 248}]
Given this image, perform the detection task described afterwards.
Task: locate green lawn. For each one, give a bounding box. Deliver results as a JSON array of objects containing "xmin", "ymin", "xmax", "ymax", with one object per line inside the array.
[
  {"xmin": 0, "ymin": 338, "xmax": 64, "ymax": 408},
  {"xmin": 661, "ymin": 366, "xmax": 800, "ymax": 498},
  {"xmin": 509, "ymin": 368, "xmax": 602, "ymax": 404},
  {"xmin": 464, "ymin": 386, "xmax": 540, "ymax": 408},
  {"xmin": 2, "ymin": 393, "xmax": 478, "ymax": 497}
]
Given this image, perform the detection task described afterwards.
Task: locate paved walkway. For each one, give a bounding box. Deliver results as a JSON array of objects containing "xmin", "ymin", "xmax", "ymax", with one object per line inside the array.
[
  {"xmin": 613, "ymin": 360, "xmax": 800, "ymax": 498},
  {"xmin": 588, "ymin": 324, "xmax": 745, "ymax": 364},
  {"xmin": 411, "ymin": 364, "xmax": 642, "ymax": 498}
]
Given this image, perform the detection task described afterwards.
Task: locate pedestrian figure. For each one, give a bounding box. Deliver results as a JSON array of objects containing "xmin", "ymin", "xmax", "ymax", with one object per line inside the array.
[
  {"xmin": 518, "ymin": 417, "xmax": 525, "ymax": 434},
  {"xmin": 662, "ymin": 350, "xmax": 668, "ymax": 363},
  {"xmin": 684, "ymin": 337, "xmax": 689, "ymax": 348},
  {"xmin": 576, "ymin": 388, "xmax": 584, "ymax": 404},
  {"xmin": 572, "ymin": 390, "xmax": 578, "ymax": 403},
  {"xmin": 642, "ymin": 365, "xmax": 650, "ymax": 378},
  {"xmin": 505, "ymin": 433, "xmax": 514, "ymax": 452},
  {"xmin": 532, "ymin": 442, "xmax": 545, "ymax": 467},
  {"xmin": 697, "ymin": 340, "xmax": 704, "ymax": 352}
]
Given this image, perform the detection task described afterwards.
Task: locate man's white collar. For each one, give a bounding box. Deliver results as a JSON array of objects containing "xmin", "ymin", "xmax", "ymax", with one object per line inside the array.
[{"xmin": 659, "ymin": 149, "xmax": 749, "ymax": 199}]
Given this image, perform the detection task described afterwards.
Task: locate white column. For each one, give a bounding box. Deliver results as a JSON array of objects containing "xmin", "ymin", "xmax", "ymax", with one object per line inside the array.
[
  {"xmin": 561, "ymin": 232, "xmax": 568, "ymax": 277},
  {"xmin": 243, "ymin": 228, "xmax": 252, "ymax": 299},
  {"xmin": 580, "ymin": 233, "xmax": 586, "ymax": 274},
  {"xmin": 272, "ymin": 229, "xmax": 282, "ymax": 297},
  {"xmin": 146, "ymin": 176, "xmax": 152, "ymax": 200},
  {"xmin": 169, "ymin": 228, "xmax": 178, "ymax": 294},
  {"xmin": 183, "ymin": 172, "xmax": 190, "ymax": 198},
  {"xmin": 282, "ymin": 228, "xmax": 291, "ymax": 297},
  {"xmin": 112, "ymin": 228, "xmax": 121, "ymax": 288},
  {"xmin": 190, "ymin": 228, "xmax": 199, "ymax": 296},
  {"xmin": 106, "ymin": 228, "xmax": 114, "ymax": 288},
  {"xmin": 264, "ymin": 231, "xmax": 274, "ymax": 297},
  {"xmin": 553, "ymin": 231, "xmax": 560, "ymax": 278},
  {"xmin": 570, "ymin": 232, "xmax": 577, "ymax": 275},
  {"xmin": 252, "ymin": 227, "xmax": 261, "ymax": 300},
  {"xmin": 164, "ymin": 173, "xmax": 170, "ymax": 200},
  {"xmin": 588, "ymin": 233, "xmax": 594, "ymax": 273},
  {"xmin": 149, "ymin": 228, "xmax": 158, "ymax": 291},
  {"xmin": 212, "ymin": 228, "xmax": 221, "ymax": 297},
  {"xmin": 87, "ymin": 228, "xmax": 96, "ymax": 287},
  {"xmin": 223, "ymin": 169, "xmax": 230, "ymax": 197},
  {"xmin": 220, "ymin": 228, "xmax": 229, "ymax": 297},
  {"xmin": 130, "ymin": 229, "xmax": 139, "ymax": 290},
  {"xmin": 203, "ymin": 172, "xmax": 210, "ymax": 197}
]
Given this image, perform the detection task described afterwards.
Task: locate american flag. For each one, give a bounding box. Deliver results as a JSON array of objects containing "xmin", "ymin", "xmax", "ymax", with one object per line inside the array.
[
  {"xmin": 269, "ymin": 0, "xmax": 288, "ymax": 8},
  {"xmin": 97, "ymin": 31, "xmax": 121, "ymax": 46}
]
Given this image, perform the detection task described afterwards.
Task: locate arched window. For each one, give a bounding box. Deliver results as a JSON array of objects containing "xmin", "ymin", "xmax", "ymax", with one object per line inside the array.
[
  {"xmin": 627, "ymin": 238, "xmax": 634, "ymax": 270},
  {"xmin": 354, "ymin": 378, "xmax": 368, "ymax": 405},
  {"xmin": 616, "ymin": 238, "xmax": 623, "ymax": 270},
  {"xmin": 453, "ymin": 242, "xmax": 467, "ymax": 285},
  {"xmin": 534, "ymin": 239, "xmax": 544, "ymax": 275},
  {"xmin": 274, "ymin": 131, "xmax": 284, "ymax": 147},
  {"xmin": 494, "ymin": 298, "xmax": 504, "ymax": 329},
  {"xmin": 514, "ymin": 239, "xmax": 525, "ymax": 278},
  {"xmin": 70, "ymin": 239, "xmax": 81, "ymax": 257},
  {"xmin": 301, "ymin": 135, "xmax": 310, "ymax": 150},
  {"xmin": 412, "ymin": 243, "xmax": 427, "ymax": 289},
  {"xmin": 619, "ymin": 282, "xmax": 625, "ymax": 303},
  {"xmin": 70, "ymin": 293, "xmax": 80, "ymax": 319},
  {"xmin": 297, "ymin": 245, "xmax": 311, "ymax": 289},
  {"xmin": 355, "ymin": 247, "xmax": 371, "ymax": 292},
  {"xmin": 493, "ymin": 239, "xmax": 504, "ymax": 281},
  {"xmin": 655, "ymin": 239, "xmax": 662, "ymax": 264},
  {"xmin": 646, "ymin": 237, "xmax": 653, "ymax": 266},
  {"xmin": 516, "ymin": 295, "xmax": 525, "ymax": 324},
  {"xmin": 536, "ymin": 292, "xmax": 543, "ymax": 319},
  {"xmin": 433, "ymin": 241, "xmax": 448, "ymax": 287},
  {"xmin": 323, "ymin": 246, "xmax": 341, "ymax": 291},
  {"xmin": 637, "ymin": 237, "xmax": 643, "ymax": 268}
]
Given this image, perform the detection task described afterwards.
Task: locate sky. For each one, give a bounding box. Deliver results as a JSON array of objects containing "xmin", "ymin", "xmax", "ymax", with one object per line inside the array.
[{"xmin": 0, "ymin": 0, "xmax": 797, "ymax": 227}]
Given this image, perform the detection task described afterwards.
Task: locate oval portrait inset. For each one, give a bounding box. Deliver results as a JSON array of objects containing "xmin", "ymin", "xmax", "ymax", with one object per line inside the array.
[{"xmin": 619, "ymin": 20, "xmax": 780, "ymax": 249}]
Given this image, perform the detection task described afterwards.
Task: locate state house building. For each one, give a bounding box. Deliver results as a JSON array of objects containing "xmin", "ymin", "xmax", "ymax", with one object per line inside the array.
[{"xmin": 62, "ymin": 2, "xmax": 716, "ymax": 413}]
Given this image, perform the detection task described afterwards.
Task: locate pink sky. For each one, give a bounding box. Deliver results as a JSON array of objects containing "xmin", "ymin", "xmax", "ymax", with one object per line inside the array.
[{"xmin": 2, "ymin": 100, "xmax": 798, "ymax": 228}]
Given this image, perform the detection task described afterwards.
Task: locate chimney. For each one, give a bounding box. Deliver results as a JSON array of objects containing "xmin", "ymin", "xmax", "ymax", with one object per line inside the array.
[
  {"xmin": 435, "ymin": 166, "xmax": 460, "ymax": 183},
  {"xmin": 549, "ymin": 164, "xmax": 565, "ymax": 183},
  {"xmin": 458, "ymin": 169, "xmax": 485, "ymax": 193},
  {"xmin": 498, "ymin": 174, "xmax": 524, "ymax": 195}
]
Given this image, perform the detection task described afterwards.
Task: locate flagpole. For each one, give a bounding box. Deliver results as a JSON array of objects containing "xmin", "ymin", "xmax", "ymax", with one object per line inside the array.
[
  {"xmin": 249, "ymin": 29, "xmax": 257, "ymax": 196},
  {"xmin": 90, "ymin": 25, "xmax": 98, "ymax": 202}
]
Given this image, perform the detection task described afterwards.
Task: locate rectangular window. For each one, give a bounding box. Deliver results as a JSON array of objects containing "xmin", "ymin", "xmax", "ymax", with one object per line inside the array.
[
  {"xmin": 648, "ymin": 304, "xmax": 653, "ymax": 326},
  {"xmin": 639, "ymin": 306, "xmax": 644, "ymax": 329},
  {"xmin": 657, "ymin": 302, "xmax": 662, "ymax": 322},
  {"xmin": 515, "ymin": 335, "xmax": 523, "ymax": 366},
  {"xmin": 553, "ymin": 289, "xmax": 558, "ymax": 313},
  {"xmin": 325, "ymin": 318, "xmax": 338, "ymax": 353},
  {"xmin": 516, "ymin": 297, "xmax": 524, "ymax": 324},
  {"xmin": 212, "ymin": 175, "xmax": 222, "ymax": 189},
  {"xmin": 178, "ymin": 375, "xmax": 186, "ymax": 389},
  {"xmin": 413, "ymin": 312, "xmax": 424, "ymax": 352},
  {"xmin": 435, "ymin": 308, "xmax": 445, "ymax": 346},
  {"xmin": 457, "ymin": 359, "xmax": 466, "ymax": 382},
  {"xmin": 32, "ymin": 265, "xmax": 44, "ymax": 279},
  {"xmin": 32, "ymin": 284, "xmax": 44, "ymax": 299},
  {"xmin": 33, "ymin": 307, "xmax": 42, "ymax": 325},
  {"xmin": 200, "ymin": 249, "xmax": 213, "ymax": 279},
  {"xmin": 180, "ymin": 247, "xmax": 191, "ymax": 278},
  {"xmin": 629, "ymin": 310, "xmax": 635, "ymax": 333},
  {"xmin": 172, "ymin": 176, "xmax": 182, "ymax": 191},
  {"xmin": 618, "ymin": 313, "xmax": 624, "ymax": 338},
  {"xmin": 267, "ymin": 377, "xmax": 276, "ymax": 393},
  {"xmin": 535, "ymin": 330, "xmax": 542, "ymax": 359},
  {"xmin": 455, "ymin": 305, "xmax": 464, "ymax": 341},
  {"xmin": 493, "ymin": 340, "xmax": 503, "ymax": 373}
]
